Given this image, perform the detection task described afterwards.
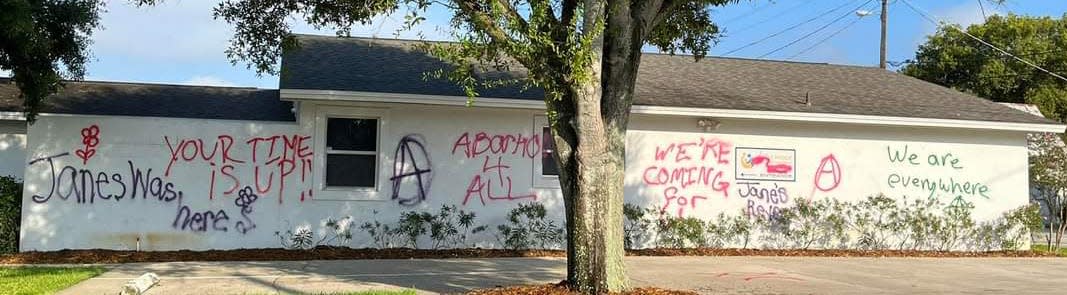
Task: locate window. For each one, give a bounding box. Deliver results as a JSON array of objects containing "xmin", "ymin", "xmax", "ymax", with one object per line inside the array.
[
  {"xmin": 325, "ymin": 118, "xmax": 378, "ymax": 188},
  {"xmin": 542, "ymin": 126, "xmax": 559, "ymax": 176}
]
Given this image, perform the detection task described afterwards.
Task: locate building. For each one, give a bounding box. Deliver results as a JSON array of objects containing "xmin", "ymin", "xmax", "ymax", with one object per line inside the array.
[{"xmin": 2, "ymin": 35, "xmax": 1062, "ymax": 251}]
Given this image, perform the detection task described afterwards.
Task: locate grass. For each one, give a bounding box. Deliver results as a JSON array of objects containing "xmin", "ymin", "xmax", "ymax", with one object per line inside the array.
[
  {"xmin": 0, "ymin": 266, "xmax": 106, "ymax": 294},
  {"xmin": 1031, "ymin": 244, "xmax": 1067, "ymax": 257}
]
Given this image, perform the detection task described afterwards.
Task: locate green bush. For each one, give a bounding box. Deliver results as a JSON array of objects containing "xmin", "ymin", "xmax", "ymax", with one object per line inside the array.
[
  {"xmin": 0, "ymin": 176, "xmax": 22, "ymax": 253},
  {"xmin": 496, "ymin": 202, "xmax": 564, "ymax": 250},
  {"xmin": 653, "ymin": 214, "xmax": 707, "ymax": 248},
  {"xmin": 622, "ymin": 203, "xmax": 651, "ymax": 249},
  {"xmin": 623, "ymin": 195, "xmax": 1042, "ymax": 252}
]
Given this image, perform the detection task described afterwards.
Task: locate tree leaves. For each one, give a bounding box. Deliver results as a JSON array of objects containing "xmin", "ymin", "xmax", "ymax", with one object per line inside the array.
[
  {"xmin": 0, "ymin": 0, "xmax": 103, "ymax": 122},
  {"xmin": 902, "ymin": 14, "xmax": 1067, "ymax": 122}
]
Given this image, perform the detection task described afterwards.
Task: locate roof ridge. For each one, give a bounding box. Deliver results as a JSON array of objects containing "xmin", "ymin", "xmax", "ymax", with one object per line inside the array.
[{"xmin": 290, "ymin": 33, "xmax": 886, "ymax": 70}]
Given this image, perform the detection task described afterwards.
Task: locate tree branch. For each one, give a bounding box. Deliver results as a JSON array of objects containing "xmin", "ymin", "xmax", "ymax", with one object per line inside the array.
[
  {"xmin": 453, "ymin": 1, "xmax": 520, "ymax": 50},
  {"xmin": 492, "ymin": 0, "xmax": 529, "ymax": 33}
]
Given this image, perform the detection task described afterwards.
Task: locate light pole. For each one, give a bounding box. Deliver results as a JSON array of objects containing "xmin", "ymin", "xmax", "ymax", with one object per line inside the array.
[{"xmin": 880, "ymin": 0, "xmax": 888, "ymax": 69}]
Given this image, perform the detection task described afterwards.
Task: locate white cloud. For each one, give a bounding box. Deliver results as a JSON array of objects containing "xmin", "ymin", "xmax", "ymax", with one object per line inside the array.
[
  {"xmin": 92, "ymin": 1, "xmax": 233, "ymax": 61},
  {"xmin": 183, "ymin": 75, "xmax": 236, "ymax": 87},
  {"xmin": 89, "ymin": 1, "xmax": 454, "ymax": 64}
]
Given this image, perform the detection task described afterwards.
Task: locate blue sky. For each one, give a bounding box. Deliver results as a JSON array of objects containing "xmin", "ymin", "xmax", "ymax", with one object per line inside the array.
[{"xmin": 5, "ymin": 0, "xmax": 1066, "ymax": 89}]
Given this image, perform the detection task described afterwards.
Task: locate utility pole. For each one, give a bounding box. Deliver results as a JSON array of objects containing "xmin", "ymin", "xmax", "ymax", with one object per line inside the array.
[{"xmin": 880, "ymin": 0, "xmax": 888, "ymax": 69}]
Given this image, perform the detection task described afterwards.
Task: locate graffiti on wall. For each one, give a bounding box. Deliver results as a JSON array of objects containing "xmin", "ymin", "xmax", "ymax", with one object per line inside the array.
[
  {"xmin": 885, "ymin": 145, "xmax": 988, "ymax": 209},
  {"xmin": 736, "ymin": 181, "xmax": 790, "ymax": 219},
  {"xmin": 452, "ymin": 132, "xmax": 540, "ymax": 206},
  {"xmin": 75, "ymin": 125, "xmax": 100, "ymax": 165},
  {"xmin": 25, "ymin": 124, "xmax": 317, "ymax": 235},
  {"xmin": 642, "ymin": 138, "xmax": 732, "ymax": 217},
  {"xmin": 390, "ymin": 134, "xmax": 433, "ymax": 206},
  {"xmin": 811, "ymin": 154, "xmax": 842, "ymax": 196},
  {"xmin": 27, "ymin": 152, "xmax": 258, "ymax": 233},
  {"xmin": 163, "ymin": 133, "xmax": 313, "ymax": 203}
]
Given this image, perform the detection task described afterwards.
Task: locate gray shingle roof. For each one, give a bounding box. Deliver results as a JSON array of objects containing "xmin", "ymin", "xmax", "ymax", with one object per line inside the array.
[
  {"xmin": 0, "ymin": 78, "xmax": 295, "ymax": 121},
  {"xmin": 282, "ymin": 34, "xmax": 1056, "ymax": 125}
]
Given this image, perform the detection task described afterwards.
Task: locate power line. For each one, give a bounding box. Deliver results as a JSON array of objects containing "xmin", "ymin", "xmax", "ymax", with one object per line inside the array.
[
  {"xmin": 895, "ymin": 49, "xmax": 1066, "ymax": 66},
  {"xmin": 722, "ymin": 0, "xmax": 864, "ymax": 56},
  {"xmin": 899, "ymin": 0, "xmax": 1067, "ymax": 83},
  {"xmin": 726, "ymin": 1, "xmax": 816, "ymax": 36},
  {"xmin": 719, "ymin": 1, "xmax": 777, "ymax": 25},
  {"xmin": 758, "ymin": 0, "xmax": 877, "ymax": 59},
  {"xmin": 976, "ymin": 0, "xmax": 987, "ymax": 19},
  {"xmin": 787, "ymin": 2, "xmax": 882, "ymax": 60}
]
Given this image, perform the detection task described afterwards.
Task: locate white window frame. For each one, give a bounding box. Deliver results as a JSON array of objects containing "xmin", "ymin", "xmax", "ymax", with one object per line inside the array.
[
  {"xmin": 532, "ymin": 116, "xmax": 561, "ymax": 188},
  {"xmin": 313, "ymin": 106, "xmax": 390, "ymax": 200}
]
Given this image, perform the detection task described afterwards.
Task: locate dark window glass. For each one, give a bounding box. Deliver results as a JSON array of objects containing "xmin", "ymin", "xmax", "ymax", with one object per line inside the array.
[
  {"xmin": 325, "ymin": 154, "xmax": 376, "ymax": 187},
  {"xmin": 327, "ymin": 118, "xmax": 377, "ymax": 151},
  {"xmin": 542, "ymin": 126, "xmax": 559, "ymax": 176}
]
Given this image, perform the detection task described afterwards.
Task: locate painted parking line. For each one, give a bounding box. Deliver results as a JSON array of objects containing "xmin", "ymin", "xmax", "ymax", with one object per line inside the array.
[{"xmin": 89, "ymin": 269, "xmax": 564, "ymax": 280}]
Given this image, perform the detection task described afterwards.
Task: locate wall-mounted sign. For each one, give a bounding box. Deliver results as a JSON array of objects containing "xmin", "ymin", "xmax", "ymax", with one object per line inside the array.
[{"xmin": 736, "ymin": 147, "xmax": 796, "ymax": 181}]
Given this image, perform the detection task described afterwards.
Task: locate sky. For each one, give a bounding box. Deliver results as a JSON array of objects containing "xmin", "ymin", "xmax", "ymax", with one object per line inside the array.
[{"xmin": 4, "ymin": 0, "xmax": 1067, "ymax": 89}]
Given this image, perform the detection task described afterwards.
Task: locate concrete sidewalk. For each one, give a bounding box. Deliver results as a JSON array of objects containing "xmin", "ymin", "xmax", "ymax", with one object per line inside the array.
[{"xmin": 60, "ymin": 256, "xmax": 1067, "ymax": 294}]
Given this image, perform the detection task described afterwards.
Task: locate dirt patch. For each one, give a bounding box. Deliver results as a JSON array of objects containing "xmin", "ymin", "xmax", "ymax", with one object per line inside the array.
[
  {"xmin": 1, "ymin": 247, "xmax": 1057, "ymax": 265},
  {"xmin": 467, "ymin": 282, "xmax": 696, "ymax": 295}
]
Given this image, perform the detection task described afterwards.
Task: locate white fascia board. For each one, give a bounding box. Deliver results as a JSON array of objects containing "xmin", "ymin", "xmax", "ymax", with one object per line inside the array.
[
  {"xmin": 280, "ymin": 89, "xmax": 545, "ymax": 109},
  {"xmin": 280, "ymin": 89, "xmax": 1066, "ymax": 133},
  {"xmin": 633, "ymin": 105, "xmax": 1067, "ymax": 133}
]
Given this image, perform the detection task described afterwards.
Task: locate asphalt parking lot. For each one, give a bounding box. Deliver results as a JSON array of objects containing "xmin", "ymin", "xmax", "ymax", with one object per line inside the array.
[{"xmin": 59, "ymin": 256, "xmax": 1067, "ymax": 294}]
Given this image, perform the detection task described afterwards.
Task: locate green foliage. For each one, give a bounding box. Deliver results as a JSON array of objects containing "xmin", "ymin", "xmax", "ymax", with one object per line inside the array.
[
  {"xmin": 902, "ymin": 14, "xmax": 1067, "ymax": 122},
  {"xmin": 844, "ymin": 194, "xmax": 906, "ymax": 250},
  {"xmin": 359, "ymin": 206, "xmax": 486, "ymax": 249},
  {"xmin": 321, "ymin": 216, "xmax": 356, "ymax": 246},
  {"xmin": 622, "ymin": 203, "xmax": 651, "ymax": 249},
  {"xmin": 496, "ymin": 202, "xmax": 564, "ymax": 250},
  {"xmin": 360, "ymin": 211, "xmax": 404, "ymax": 249},
  {"xmin": 1028, "ymin": 132, "xmax": 1067, "ymax": 251},
  {"xmin": 425, "ymin": 205, "xmax": 487, "ymax": 249},
  {"xmin": 624, "ymin": 197, "xmax": 1041, "ymax": 252},
  {"xmin": 652, "ymin": 212, "xmax": 707, "ymax": 248},
  {"xmin": 277, "ymin": 216, "xmax": 354, "ymax": 250},
  {"xmin": 276, "ymin": 226, "xmax": 314, "ymax": 250},
  {"xmin": 0, "ymin": 176, "xmax": 22, "ymax": 253},
  {"xmin": 770, "ymin": 198, "xmax": 848, "ymax": 250},
  {"xmin": 0, "ymin": 0, "xmax": 102, "ymax": 121},
  {"xmin": 396, "ymin": 211, "xmax": 431, "ymax": 248},
  {"xmin": 0, "ymin": 266, "xmax": 106, "ymax": 294}
]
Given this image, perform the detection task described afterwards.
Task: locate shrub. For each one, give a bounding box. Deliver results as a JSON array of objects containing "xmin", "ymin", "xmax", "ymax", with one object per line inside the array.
[
  {"xmin": 496, "ymin": 203, "xmax": 564, "ymax": 250},
  {"xmin": 276, "ymin": 216, "xmax": 354, "ymax": 250},
  {"xmin": 0, "ymin": 176, "xmax": 22, "ymax": 253},
  {"xmin": 845, "ymin": 194, "xmax": 905, "ymax": 250},
  {"xmin": 622, "ymin": 203, "xmax": 652, "ymax": 249},
  {"xmin": 426, "ymin": 205, "xmax": 487, "ymax": 249},
  {"xmin": 773, "ymin": 198, "xmax": 848, "ymax": 250},
  {"xmin": 276, "ymin": 226, "xmax": 314, "ymax": 250},
  {"xmin": 360, "ymin": 211, "xmax": 404, "ymax": 248},
  {"xmin": 652, "ymin": 212, "xmax": 707, "ymax": 248},
  {"xmin": 396, "ymin": 211, "xmax": 431, "ymax": 248}
]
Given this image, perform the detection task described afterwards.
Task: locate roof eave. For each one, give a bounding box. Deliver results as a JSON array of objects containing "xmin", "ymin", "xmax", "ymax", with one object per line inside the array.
[{"xmin": 280, "ymin": 89, "xmax": 1066, "ymax": 133}]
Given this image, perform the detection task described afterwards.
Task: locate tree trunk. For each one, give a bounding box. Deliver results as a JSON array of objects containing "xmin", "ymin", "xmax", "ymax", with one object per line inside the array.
[
  {"xmin": 547, "ymin": 1, "xmax": 629, "ymax": 293},
  {"xmin": 555, "ymin": 86, "xmax": 629, "ymax": 293}
]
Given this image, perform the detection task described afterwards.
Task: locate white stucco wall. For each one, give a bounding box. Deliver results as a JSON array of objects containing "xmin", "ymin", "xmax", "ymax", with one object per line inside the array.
[
  {"xmin": 18, "ymin": 101, "xmax": 1030, "ymax": 251},
  {"xmin": 0, "ymin": 120, "xmax": 27, "ymax": 179}
]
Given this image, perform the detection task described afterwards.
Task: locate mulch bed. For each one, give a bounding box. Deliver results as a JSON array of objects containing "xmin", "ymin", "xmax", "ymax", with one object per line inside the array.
[
  {"xmin": 468, "ymin": 282, "xmax": 696, "ymax": 295},
  {"xmin": 1, "ymin": 246, "xmax": 1058, "ymax": 265}
]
